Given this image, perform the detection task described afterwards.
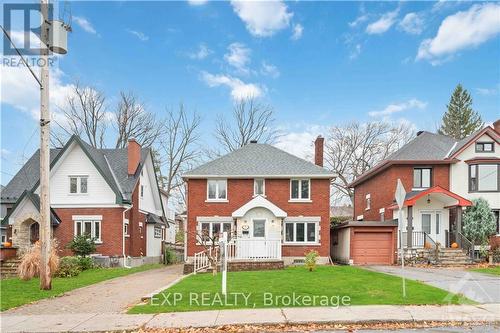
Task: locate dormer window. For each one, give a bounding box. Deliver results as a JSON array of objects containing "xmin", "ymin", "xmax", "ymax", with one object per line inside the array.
[
  {"xmin": 69, "ymin": 176, "xmax": 88, "ymax": 194},
  {"xmin": 476, "ymin": 142, "xmax": 494, "ymax": 153},
  {"xmin": 413, "ymin": 168, "xmax": 431, "ymax": 189},
  {"xmin": 254, "ymin": 179, "xmax": 265, "ymax": 196}
]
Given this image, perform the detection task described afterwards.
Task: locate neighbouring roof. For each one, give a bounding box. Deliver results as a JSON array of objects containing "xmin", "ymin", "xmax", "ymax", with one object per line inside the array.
[
  {"xmin": 146, "ymin": 213, "xmax": 167, "ymax": 225},
  {"xmin": 350, "ymin": 125, "xmax": 500, "ymax": 187},
  {"xmin": 183, "ymin": 143, "xmax": 333, "ymax": 178},
  {"xmin": 330, "ymin": 206, "xmax": 353, "ymax": 217},
  {"xmin": 1, "ymin": 135, "xmax": 150, "ymax": 204}
]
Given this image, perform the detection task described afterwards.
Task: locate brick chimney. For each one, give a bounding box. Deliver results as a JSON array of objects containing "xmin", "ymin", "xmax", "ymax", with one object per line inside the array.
[
  {"xmin": 314, "ymin": 135, "xmax": 324, "ymax": 167},
  {"xmin": 127, "ymin": 138, "xmax": 141, "ymax": 176},
  {"xmin": 493, "ymin": 119, "xmax": 500, "ymax": 135}
]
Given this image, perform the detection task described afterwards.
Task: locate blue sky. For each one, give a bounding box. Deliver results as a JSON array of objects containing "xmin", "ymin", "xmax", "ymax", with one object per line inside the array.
[{"xmin": 1, "ymin": 0, "xmax": 499, "ymax": 185}]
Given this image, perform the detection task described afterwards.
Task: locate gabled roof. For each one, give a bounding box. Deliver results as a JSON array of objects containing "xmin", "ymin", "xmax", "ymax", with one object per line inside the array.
[
  {"xmin": 183, "ymin": 143, "xmax": 333, "ymax": 178},
  {"xmin": 387, "ymin": 186, "xmax": 472, "ymax": 209},
  {"xmin": 232, "ymin": 195, "xmax": 287, "ymax": 218},
  {"xmin": 1, "ymin": 190, "xmax": 61, "ymax": 226},
  {"xmin": 350, "ymin": 124, "xmax": 500, "ymax": 187},
  {"xmin": 1, "ymin": 135, "xmax": 150, "ymax": 204}
]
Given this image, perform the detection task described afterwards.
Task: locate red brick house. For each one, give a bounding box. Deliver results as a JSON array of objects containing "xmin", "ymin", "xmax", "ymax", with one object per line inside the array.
[
  {"xmin": 336, "ymin": 121, "xmax": 500, "ymax": 265},
  {"xmin": 0, "ymin": 135, "xmax": 171, "ymax": 266},
  {"xmin": 182, "ymin": 137, "xmax": 334, "ymax": 268}
]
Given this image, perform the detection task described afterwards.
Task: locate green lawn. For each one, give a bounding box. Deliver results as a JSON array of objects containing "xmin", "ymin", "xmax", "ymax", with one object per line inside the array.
[
  {"xmin": 471, "ymin": 266, "xmax": 500, "ymax": 276},
  {"xmin": 0, "ymin": 264, "xmax": 163, "ymax": 311},
  {"xmin": 129, "ymin": 265, "xmax": 471, "ymax": 313}
]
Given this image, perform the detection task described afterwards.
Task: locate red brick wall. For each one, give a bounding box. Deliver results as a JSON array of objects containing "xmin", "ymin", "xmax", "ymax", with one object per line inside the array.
[
  {"xmin": 186, "ymin": 178, "xmax": 331, "ymax": 257},
  {"xmin": 353, "ymin": 164, "xmax": 450, "ymax": 221}
]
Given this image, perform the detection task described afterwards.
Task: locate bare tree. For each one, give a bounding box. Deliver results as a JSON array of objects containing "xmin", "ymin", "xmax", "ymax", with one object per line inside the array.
[
  {"xmin": 325, "ymin": 121, "xmax": 415, "ymax": 205},
  {"xmin": 52, "ymin": 83, "xmax": 108, "ymax": 148},
  {"xmin": 114, "ymin": 91, "xmax": 163, "ymax": 148},
  {"xmin": 215, "ymin": 97, "xmax": 279, "ymax": 152},
  {"xmin": 158, "ymin": 104, "xmax": 201, "ymax": 202},
  {"xmin": 187, "ymin": 229, "xmax": 220, "ymax": 275}
]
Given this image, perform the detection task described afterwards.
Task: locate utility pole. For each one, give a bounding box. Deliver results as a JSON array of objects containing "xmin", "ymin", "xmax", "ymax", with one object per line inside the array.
[{"xmin": 39, "ymin": 0, "xmax": 52, "ymax": 290}]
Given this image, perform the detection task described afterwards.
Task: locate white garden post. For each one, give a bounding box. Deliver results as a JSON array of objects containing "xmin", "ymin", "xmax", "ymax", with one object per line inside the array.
[{"xmin": 220, "ymin": 231, "xmax": 228, "ymax": 295}]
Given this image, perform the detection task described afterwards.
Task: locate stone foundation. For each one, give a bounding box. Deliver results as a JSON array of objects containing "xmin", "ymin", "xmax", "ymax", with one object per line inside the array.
[{"xmin": 397, "ymin": 248, "xmax": 437, "ymax": 265}]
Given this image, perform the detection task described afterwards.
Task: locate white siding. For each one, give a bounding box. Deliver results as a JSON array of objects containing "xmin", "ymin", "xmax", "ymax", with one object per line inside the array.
[
  {"xmin": 146, "ymin": 224, "xmax": 163, "ymax": 257},
  {"xmin": 8, "ymin": 197, "xmax": 38, "ymax": 225},
  {"xmin": 236, "ymin": 207, "xmax": 281, "ymax": 239},
  {"xmin": 332, "ymin": 228, "xmax": 350, "ymax": 264},
  {"xmin": 139, "ymin": 156, "xmax": 162, "ymax": 215},
  {"xmin": 450, "ymin": 133, "xmax": 500, "ymax": 209},
  {"xmin": 35, "ymin": 143, "xmax": 116, "ymax": 205}
]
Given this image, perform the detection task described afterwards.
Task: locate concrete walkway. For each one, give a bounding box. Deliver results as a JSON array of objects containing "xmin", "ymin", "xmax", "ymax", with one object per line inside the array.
[
  {"xmin": 367, "ymin": 266, "xmax": 500, "ymax": 303},
  {"xmin": 1, "ymin": 304, "xmax": 499, "ymax": 332},
  {"xmin": 3, "ymin": 264, "xmax": 183, "ymax": 315}
]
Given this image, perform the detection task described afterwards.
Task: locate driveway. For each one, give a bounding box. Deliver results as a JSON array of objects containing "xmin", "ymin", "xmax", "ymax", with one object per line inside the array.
[
  {"xmin": 3, "ymin": 264, "xmax": 183, "ymax": 315},
  {"xmin": 368, "ymin": 266, "xmax": 500, "ymax": 303}
]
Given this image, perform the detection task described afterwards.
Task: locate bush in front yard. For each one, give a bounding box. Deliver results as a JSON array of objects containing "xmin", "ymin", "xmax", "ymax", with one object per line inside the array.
[
  {"xmin": 305, "ymin": 250, "xmax": 319, "ymax": 272},
  {"xmin": 164, "ymin": 248, "xmax": 178, "ymax": 265},
  {"xmin": 463, "ymin": 198, "xmax": 496, "ymax": 245},
  {"xmin": 67, "ymin": 235, "xmax": 96, "ymax": 257},
  {"xmin": 77, "ymin": 256, "xmax": 95, "ymax": 270},
  {"xmin": 55, "ymin": 257, "xmax": 82, "ymax": 278}
]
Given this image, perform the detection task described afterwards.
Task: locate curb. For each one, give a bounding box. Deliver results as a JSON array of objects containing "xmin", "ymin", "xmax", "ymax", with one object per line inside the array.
[{"xmin": 140, "ymin": 273, "xmax": 193, "ymax": 301}]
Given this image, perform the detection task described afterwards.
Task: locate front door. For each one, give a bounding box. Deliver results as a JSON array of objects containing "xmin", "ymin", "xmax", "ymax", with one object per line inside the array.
[
  {"xmin": 252, "ymin": 219, "xmax": 266, "ymax": 257},
  {"xmin": 421, "ymin": 211, "xmax": 442, "ymax": 245},
  {"xmin": 30, "ymin": 222, "xmax": 39, "ymax": 244}
]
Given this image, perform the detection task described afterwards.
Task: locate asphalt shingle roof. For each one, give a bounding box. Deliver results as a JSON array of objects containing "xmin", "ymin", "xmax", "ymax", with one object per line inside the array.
[
  {"xmin": 385, "ymin": 131, "xmax": 456, "ymax": 161},
  {"xmin": 1, "ymin": 137, "xmax": 150, "ymax": 203},
  {"xmin": 183, "ymin": 143, "xmax": 333, "ymax": 178}
]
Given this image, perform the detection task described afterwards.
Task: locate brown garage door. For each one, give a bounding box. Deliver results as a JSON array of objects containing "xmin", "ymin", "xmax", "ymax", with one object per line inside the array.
[{"xmin": 352, "ymin": 231, "xmax": 393, "ymax": 265}]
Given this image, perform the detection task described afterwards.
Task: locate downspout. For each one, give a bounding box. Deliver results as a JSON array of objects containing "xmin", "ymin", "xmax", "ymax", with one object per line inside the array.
[{"xmin": 122, "ymin": 205, "xmax": 132, "ymax": 268}]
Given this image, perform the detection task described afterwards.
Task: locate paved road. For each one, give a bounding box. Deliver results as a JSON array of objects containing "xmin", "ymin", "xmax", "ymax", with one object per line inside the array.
[
  {"xmin": 367, "ymin": 266, "xmax": 500, "ymax": 303},
  {"xmin": 3, "ymin": 264, "xmax": 183, "ymax": 315}
]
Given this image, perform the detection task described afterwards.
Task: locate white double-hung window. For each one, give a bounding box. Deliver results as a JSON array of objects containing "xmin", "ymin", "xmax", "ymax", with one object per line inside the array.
[
  {"xmin": 69, "ymin": 176, "xmax": 88, "ymax": 194},
  {"xmin": 74, "ymin": 215, "xmax": 102, "ymax": 243},
  {"xmin": 254, "ymin": 179, "xmax": 265, "ymax": 196},
  {"xmin": 198, "ymin": 221, "xmax": 233, "ymax": 241},
  {"xmin": 284, "ymin": 218, "xmax": 319, "ymax": 244},
  {"xmin": 207, "ymin": 179, "xmax": 227, "ymax": 201},
  {"xmin": 290, "ymin": 179, "xmax": 310, "ymax": 201}
]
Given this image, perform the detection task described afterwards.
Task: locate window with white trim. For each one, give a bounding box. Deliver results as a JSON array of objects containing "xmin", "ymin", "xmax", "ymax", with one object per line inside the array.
[
  {"xmin": 198, "ymin": 221, "xmax": 232, "ymax": 241},
  {"xmin": 365, "ymin": 193, "xmax": 371, "ymax": 211},
  {"xmin": 254, "ymin": 179, "xmax": 265, "ymax": 196},
  {"xmin": 413, "ymin": 168, "xmax": 431, "ymax": 189},
  {"xmin": 284, "ymin": 221, "xmax": 318, "ymax": 243},
  {"xmin": 124, "ymin": 221, "xmax": 129, "ymax": 236},
  {"xmin": 75, "ymin": 219, "xmax": 101, "ymax": 242},
  {"xmin": 207, "ymin": 179, "xmax": 227, "ymax": 200},
  {"xmin": 290, "ymin": 179, "xmax": 310, "ymax": 200},
  {"xmin": 69, "ymin": 176, "xmax": 88, "ymax": 194},
  {"xmin": 154, "ymin": 226, "xmax": 162, "ymax": 238}
]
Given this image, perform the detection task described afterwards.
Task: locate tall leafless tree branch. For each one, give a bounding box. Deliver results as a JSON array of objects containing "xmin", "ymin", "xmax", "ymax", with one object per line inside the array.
[
  {"xmin": 325, "ymin": 121, "xmax": 415, "ymax": 205},
  {"xmin": 113, "ymin": 91, "xmax": 163, "ymax": 148},
  {"xmin": 215, "ymin": 97, "xmax": 279, "ymax": 153}
]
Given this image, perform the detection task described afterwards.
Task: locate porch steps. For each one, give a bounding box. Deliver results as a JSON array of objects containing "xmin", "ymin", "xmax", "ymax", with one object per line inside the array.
[
  {"xmin": 0, "ymin": 257, "xmax": 21, "ymax": 279},
  {"xmin": 437, "ymin": 249, "xmax": 472, "ymax": 265}
]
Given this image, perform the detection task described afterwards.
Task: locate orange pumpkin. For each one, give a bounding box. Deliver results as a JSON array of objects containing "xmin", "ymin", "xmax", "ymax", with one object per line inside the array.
[
  {"xmin": 451, "ymin": 242, "xmax": 459, "ymax": 249},
  {"xmin": 3, "ymin": 242, "xmax": 12, "ymax": 248}
]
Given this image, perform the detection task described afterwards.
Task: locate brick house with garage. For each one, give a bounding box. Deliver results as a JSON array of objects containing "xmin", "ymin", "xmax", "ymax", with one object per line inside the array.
[
  {"xmin": 334, "ymin": 120, "xmax": 500, "ymax": 265},
  {"xmin": 182, "ymin": 137, "xmax": 334, "ymax": 270},
  {"xmin": 0, "ymin": 135, "xmax": 173, "ymax": 266}
]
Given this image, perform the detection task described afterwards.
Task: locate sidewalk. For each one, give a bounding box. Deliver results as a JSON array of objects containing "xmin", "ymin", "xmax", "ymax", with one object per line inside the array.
[{"xmin": 1, "ymin": 303, "xmax": 499, "ymax": 332}]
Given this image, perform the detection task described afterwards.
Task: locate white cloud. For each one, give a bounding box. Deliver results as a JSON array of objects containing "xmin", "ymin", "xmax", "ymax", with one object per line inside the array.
[
  {"xmin": 476, "ymin": 87, "xmax": 498, "ymax": 96},
  {"xmin": 1, "ymin": 64, "xmax": 75, "ymax": 121},
  {"xmin": 417, "ymin": 3, "xmax": 500, "ymax": 63},
  {"xmin": 274, "ymin": 124, "xmax": 326, "ymax": 161},
  {"xmin": 8, "ymin": 30, "xmax": 41, "ymax": 51},
  {"xmin": 73, "ymin": 16, "xmax": 97, "ymax": 34},
  {"xmin": 291, "ymin": 24, "xmax": 303, "ymax": 40},
  {"xmin": 127, "ymin": 29, "xmax": 149, "ymax": 41},
  {"xmin": 366, "ymin": 9, "xmax": 399, "ymax": 35},
  {"xmin": 349, "ymin": 43, "xmax": 362, "ymax": 60},
  {"xmin": 230, "ymin": 0, "xmax": 293, "ymax": 37},
  {"xmin": 187, "ymin": 0, "xmax": 208, "ymax": 5},
  {"xmin": 200, "ymin": 71, "xmax": 263, "ymax": 100},
  {"xmin": 369, "ymin": 99, "xmax": 427, "ymax": 117},
  {"xmin": 260, "ymin": 61, "xmax": 280, "ymax": 78},
  {"xmin": 188, "ymin": 43, "xmax": 212, "ymax": 60},
  {"xmin": 399, "ymin": 12, "xmax": 424, "ymax": 35},
  {"xmin": 349, "ymin": 14, "xmax": 369, "ymax": 28},
  {"xmin": 224, "ymin": 43, "xmax": 251, "ymax": 74}
]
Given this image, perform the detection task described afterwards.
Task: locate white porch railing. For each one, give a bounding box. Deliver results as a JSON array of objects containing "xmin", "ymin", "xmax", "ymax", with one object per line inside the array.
[
  {"xmin": 227, "ymin": 238, "xmax": 281, "ymax": 261},
  {"xmin": 193, "ymin": 247, "xmax": 218, "ymax": 274}
]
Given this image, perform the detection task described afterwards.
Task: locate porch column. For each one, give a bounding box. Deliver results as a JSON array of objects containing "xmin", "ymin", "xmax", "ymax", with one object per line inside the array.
[
  {"xmin": 406, "ymin": 206, "xmax": 413, "ymax": 248},
  {"xmin": 456, "ymin": 206, "xmax": 462, "ymax": 247}
]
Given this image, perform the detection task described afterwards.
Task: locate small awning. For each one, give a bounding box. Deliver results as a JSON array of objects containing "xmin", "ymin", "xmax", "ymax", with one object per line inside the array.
[
  {"xmin": 387, "ymin": 186, "xmax": 472, "ymax": 209},
  {"xmin": 232, "ymin": 195, "xmax": 287, "ymax": 218},
  {"xmin": 146, "ymin": 213, "xmax": 167, "ymax": 225}
]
